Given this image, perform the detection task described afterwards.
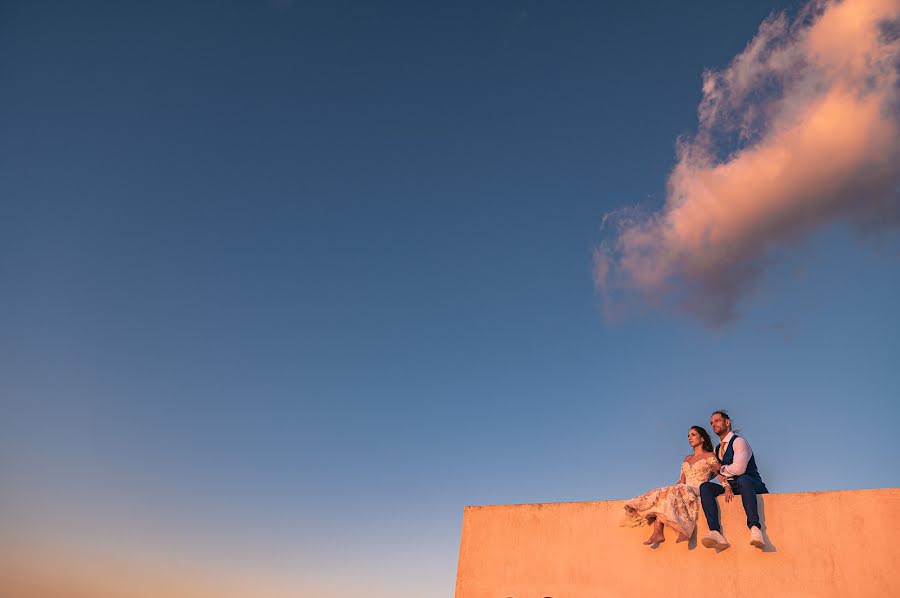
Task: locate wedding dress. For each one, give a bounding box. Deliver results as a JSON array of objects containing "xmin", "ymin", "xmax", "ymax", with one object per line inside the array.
[{"xmin": 621, "ymin": 455, "xmax": 719, "ymax": 539}]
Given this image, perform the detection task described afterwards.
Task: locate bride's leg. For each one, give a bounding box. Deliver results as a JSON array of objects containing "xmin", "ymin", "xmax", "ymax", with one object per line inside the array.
[
  {"xmin": 674, "ymin": 521, "xmax": 692, "ymax": 543},
  {"xmin": 657, "ymin": 515, "xmax": 689, "ymax": 543},
  {"xmin": 644, "ymin": 519, "xmax": 666, "ymax": 544}
]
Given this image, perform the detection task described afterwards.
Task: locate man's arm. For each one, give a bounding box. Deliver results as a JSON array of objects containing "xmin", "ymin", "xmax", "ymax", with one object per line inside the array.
[{"xmin": 720, "ymin": 437, "xmax": 752, "ymax": 476}]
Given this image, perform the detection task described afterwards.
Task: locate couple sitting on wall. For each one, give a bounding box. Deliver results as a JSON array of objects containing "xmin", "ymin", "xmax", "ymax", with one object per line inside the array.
[{"xmin": 621, "ymin": 410, "xmax": 768, "ymax": 551}]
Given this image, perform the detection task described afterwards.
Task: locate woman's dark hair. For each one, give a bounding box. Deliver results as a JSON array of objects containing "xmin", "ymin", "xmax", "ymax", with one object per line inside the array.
[{"xmin": 691, "ymin": 425, "xmax": 714, "ymax": 452}]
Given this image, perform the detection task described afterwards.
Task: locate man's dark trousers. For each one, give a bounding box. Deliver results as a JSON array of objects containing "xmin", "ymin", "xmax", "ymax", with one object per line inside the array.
[{"xmin": 700, "ymin": 475, "xmax": 768, "ymax": 531}]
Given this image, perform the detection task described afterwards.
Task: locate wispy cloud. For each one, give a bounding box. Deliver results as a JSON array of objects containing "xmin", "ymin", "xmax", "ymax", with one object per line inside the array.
[{"xmin": 595, "ymin": 0, "xmax": 900, "ymax": 326}]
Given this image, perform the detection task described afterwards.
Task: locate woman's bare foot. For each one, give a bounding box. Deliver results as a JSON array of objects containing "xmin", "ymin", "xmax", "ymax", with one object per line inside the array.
[{"xmin": 643, "ymin": 521, "xmax": 665, "ymax": 545}]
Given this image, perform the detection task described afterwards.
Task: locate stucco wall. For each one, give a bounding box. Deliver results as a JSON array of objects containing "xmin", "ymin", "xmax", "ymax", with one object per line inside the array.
[{"xmin": 455, "ymin": 488, "xmax": 900, "ymax": 598}]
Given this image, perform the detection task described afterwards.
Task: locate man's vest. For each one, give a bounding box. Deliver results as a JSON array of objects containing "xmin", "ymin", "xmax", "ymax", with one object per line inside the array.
[{"xmin": 717, "ymin": 434, "xmax": 768, "ymax": 492}]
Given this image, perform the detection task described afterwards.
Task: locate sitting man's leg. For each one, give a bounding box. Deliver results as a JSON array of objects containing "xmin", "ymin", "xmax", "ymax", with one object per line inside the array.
[
  {"xmin": 732, "ymin": 476, "xmax": 762, "ymax": 529},
  {"xmin": 699, "ymin": 481, "xmax": 730, "ymax": 549},
  {"xmin": 733, "ymin": 475, "xmax": 766, "ymax": 548},
  {"xmin": 700, "ymin": 481, "xmax": 725, "ymax": 531}
]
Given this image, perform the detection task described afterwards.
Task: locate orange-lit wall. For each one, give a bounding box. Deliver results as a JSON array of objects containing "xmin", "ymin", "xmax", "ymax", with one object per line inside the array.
[{"xmin": 455, "ymin": 488, "xmax": 900, "ymax": 598}]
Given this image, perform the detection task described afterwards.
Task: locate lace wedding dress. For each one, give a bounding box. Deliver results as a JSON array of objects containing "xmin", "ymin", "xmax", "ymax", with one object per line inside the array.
[{"xmin": 621, "ymin": 456, "xmax": 719, "ymax": 539}]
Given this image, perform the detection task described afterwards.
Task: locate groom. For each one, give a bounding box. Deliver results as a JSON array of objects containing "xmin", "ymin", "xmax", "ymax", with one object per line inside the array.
[{"xmin": 700, "ymin": 410, "xmax": 769, "ymax": 551}]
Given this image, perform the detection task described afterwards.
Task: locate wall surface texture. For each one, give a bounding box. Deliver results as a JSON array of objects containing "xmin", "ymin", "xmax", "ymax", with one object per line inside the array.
[{"xmin": 455, "ymin": 488, "xmax": 900, "ymax": 598}]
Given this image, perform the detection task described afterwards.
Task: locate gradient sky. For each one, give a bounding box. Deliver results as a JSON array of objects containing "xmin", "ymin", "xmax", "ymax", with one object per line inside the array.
[{"xmin": 2, "ymin": 1, "xmax": 899, "ymax": 597}]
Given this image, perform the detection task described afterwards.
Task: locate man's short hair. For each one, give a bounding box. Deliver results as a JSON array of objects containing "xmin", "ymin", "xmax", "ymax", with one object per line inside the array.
[{"xmin": 712, "ymin": 409, "xmax": 731, "ymax": 423}]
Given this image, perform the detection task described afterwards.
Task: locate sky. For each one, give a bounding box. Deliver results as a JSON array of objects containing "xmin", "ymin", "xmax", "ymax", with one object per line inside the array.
[{"xmin": 1, "ymin": 1, "xmax": 899, "ymax": 597}]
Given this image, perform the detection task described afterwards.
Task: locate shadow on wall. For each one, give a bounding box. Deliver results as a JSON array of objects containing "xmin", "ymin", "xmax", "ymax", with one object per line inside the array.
[{"xmin": 757, "ymin": 498, "xmax": 777, "ymax": 553}]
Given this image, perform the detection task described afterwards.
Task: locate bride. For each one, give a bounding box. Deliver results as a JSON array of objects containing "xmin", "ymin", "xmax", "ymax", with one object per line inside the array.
[{"xmin": 621, "ymin": 426, "xmax": 723, "ymax": 545}]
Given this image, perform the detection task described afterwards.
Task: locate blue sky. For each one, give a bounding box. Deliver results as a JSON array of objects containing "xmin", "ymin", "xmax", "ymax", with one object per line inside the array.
[{"xmin": 2, "ymin": 1, "xmax": 899, "ymax": 596}]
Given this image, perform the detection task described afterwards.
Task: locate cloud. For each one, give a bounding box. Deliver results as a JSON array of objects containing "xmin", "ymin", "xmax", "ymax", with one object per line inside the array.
[{"xmin": 595, "ymin": 0, "xmax": 900, "ymax": 326}]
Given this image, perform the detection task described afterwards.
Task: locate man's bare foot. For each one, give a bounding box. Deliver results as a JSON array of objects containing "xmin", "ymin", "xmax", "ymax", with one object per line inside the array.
[
  {"xmin": 643, "ymin": 532, "xmax": 665, "ymax": 545},
  {"xmin": 675, "ymin": 532, "xmax": 689, "ymax": 543}
]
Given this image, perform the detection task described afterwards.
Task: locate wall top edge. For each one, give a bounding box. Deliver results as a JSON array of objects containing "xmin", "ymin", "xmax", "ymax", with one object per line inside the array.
[{"xmin": 462, "ymin": 487, "xmax": 900, "ymax": 511}]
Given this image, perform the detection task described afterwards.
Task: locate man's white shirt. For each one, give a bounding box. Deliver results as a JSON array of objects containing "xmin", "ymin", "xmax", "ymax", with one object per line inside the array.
[{"xmin": 718, "ymin": 431, "xmax": 753, "ymax": 477}]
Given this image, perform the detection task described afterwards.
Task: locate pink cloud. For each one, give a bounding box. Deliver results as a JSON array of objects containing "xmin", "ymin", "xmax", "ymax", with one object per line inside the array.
[{"xmin": 595, "ymin": 0, "xmax": 900, "ymax": 325}]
